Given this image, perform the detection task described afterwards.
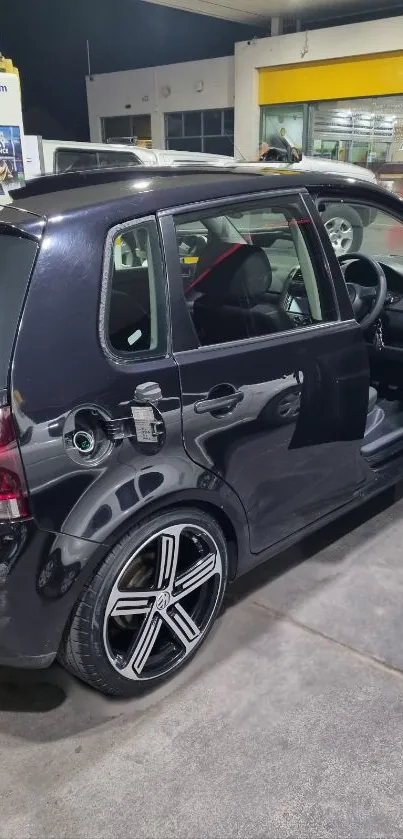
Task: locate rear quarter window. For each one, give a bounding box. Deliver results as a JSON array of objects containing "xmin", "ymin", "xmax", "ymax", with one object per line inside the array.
[{"xmin": 102, "ymin": 218, "xmax": 167, "ymax": 360}]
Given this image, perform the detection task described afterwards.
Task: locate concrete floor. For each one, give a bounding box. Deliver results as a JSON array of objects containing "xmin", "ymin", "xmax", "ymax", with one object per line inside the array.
[{"xmin": 2, "ymin": 490, "xmax": 403, "ymax": 837}]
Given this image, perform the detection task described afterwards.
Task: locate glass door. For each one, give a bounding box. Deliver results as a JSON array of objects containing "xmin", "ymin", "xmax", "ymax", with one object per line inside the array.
[{"xmin": 260, "ymin": 104, "xmax": 304, "ymax": 158}]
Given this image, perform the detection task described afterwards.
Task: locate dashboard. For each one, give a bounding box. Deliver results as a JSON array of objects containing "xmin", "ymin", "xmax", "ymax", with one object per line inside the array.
[
  {"xmin": 343, "ymin": 257, "xmax": 403, "ymax": 298},
  {"xmin": 284, "ymin": 257, "xmax": 403, "ymax": 338},
  {"xmin": 283, "ymin": 272, "xmax": 313, "ymax": 326}
]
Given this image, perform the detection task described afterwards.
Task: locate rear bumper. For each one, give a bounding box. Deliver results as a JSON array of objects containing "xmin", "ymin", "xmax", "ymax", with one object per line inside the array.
[
  {"xmin": 0, "ymin": 519, "xmax": 106, "ymax": 669},
  {"xmin": 0, "ymin": 649, "xmax": 55, "ymax": 669}
]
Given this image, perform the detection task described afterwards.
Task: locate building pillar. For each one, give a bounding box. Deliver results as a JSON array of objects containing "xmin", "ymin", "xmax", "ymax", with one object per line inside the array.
[
  {"xmin": 151, "ymin": 110, "xmax": 165, "ymax": 149},
  {"xmin": 234, "ymin": 42, "xmax": 260, "ymax": 160}
]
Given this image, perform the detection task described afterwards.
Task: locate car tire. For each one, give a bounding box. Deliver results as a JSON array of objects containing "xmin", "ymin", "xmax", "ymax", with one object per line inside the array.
[
  {"xmin": 321, "ymin": 203, "xmax": 363, "ymax": 256},
  {"xmin": 58, "ymin": 508, "xmax": 229, "ymax": 697}
]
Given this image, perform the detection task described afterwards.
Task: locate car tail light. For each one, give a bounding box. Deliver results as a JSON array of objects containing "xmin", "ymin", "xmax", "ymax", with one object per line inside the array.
[{"xmin": 0, "ymin": 406, "xmax": 29, "ymax": 520}]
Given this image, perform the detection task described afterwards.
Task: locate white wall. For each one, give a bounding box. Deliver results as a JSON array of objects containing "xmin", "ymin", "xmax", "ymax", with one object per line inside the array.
[
  {"xmin": 86, "ymin": 15, "xmax": 403, "ymax": 158},
  {"xmin": 86, "ymin": 56, "xmax": 234, "ymax": 147},
  {"xmin": 235, "ymin": 15, "xmax": 403, "ymax": 160}
]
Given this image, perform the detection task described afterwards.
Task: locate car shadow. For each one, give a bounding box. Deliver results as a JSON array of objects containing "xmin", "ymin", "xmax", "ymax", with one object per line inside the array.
[
  {"xmin": 0, "ymin": 486, "xmax": 397, "ymax": 742},
  {"xmin": 225, "ymin": 486, "xmax": 397, "ymax": 608}
]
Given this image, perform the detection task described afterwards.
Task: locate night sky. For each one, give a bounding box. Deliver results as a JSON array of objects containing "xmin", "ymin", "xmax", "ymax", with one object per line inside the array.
[{"xmin": 0, "ymin": 0, "xmax": 257, "ymax": 140}]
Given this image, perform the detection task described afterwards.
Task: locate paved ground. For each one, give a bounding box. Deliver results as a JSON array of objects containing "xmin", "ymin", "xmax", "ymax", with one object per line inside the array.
[{"xmin": 2, "ymin": 489, "xmax": 403, "ymax": 837}]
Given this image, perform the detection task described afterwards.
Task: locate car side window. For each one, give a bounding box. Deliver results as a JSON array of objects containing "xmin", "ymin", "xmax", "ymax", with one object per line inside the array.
[
  {"xmin": 317, "ymin": 199, "xmax": 403, "ymax": 261},
  {"xmin": 174, "ymin": 195, "xmax": 337, "ymax": 347},
  {"xmin": 104, "ymin": 219, "xmax": 166, "ymax": 358},
  {"xmin": 98, "ymin": 150, "xmax": 140, "ymax": 168},
  {"xmin": 55, "ymin": 149, "xmax": 99, "ymax": 173}
]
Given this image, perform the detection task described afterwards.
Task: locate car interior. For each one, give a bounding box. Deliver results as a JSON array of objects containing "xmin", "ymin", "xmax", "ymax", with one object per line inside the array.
[
  {"xmin": 112, "ymin": 198, "xmax": 403, "ymax": 467},
  {"xmin": 108, "ymin": 227, "xmax": 157, "ymax": 353}
]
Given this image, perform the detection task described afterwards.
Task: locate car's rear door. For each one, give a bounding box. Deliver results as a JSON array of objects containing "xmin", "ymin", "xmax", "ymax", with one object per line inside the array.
[{"xmin": 161, "ymin": 189, "xmax": 372, "ymax": 556}]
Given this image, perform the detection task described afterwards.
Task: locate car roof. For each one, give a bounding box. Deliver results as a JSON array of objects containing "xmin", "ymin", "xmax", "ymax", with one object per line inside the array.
[
  {"xmin": 6, "ymin": 165, "xmax": 392, "ymax": 223},
  {"xmin": 42, "ymin": 138, "xmax": 143, "ymax": 154}
]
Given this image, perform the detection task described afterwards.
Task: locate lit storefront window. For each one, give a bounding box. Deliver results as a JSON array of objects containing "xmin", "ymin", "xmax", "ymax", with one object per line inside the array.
[
  {"xmin": 260, "ymin": 104, "xmax": 304, "ymax": 157},
  {"xmin": 260, "ymin": 94, "xmax": 403, "ymax": 191},
  {"xmin": 307, "ymin": 96, "xmax": 402, "ymax": 166}
]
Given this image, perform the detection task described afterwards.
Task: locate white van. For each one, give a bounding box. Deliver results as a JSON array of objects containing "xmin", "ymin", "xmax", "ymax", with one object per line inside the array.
[
  {"xmin": 229, "ymin": 155, "xmax": 378, "ymax": 256},
  {"xmin": 24, "ymin": 138, "xmax": 235, "ymax": 180},
  {"xmin": 22, "ymin": 137, "xmax": 377, "ymax": 255}
]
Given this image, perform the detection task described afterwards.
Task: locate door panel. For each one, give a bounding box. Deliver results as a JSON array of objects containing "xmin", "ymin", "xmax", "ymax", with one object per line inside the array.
[
  {"xmin": 176, "ymin": 323, "xmax": 371, "ymax": 553},
  {"xmin": 164, "ymin": 190, "xmax": 372, "ymax": 555}
]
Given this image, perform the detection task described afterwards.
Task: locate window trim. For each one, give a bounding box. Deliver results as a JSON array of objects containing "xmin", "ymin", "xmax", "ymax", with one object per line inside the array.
[
  {"xmin": 172, "ymin": 318, "xmax": 357, "ymax": 358},
  {"xmin": 99, "ymin": 215, "xmax": 169, "ymax": 366},
  {"xmin": 158, "ymin": 187, "xmax": 316, "ymax": 220},
  {"xmin": 310, "ymin": 186, "xmax": 403, "ymax": 320},
  {"xmin": 314, "ymin": 192, "xmax": 403, "ymax": 226},
  {"xmin": 159, "ymin": 188, "xmax": 341, "ymax": 354}
]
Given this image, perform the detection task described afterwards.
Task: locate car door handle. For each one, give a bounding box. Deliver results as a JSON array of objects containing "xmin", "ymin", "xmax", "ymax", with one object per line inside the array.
[{"xmin": 194, "ymin": 392, "xmax": 244, "ymax": 415}]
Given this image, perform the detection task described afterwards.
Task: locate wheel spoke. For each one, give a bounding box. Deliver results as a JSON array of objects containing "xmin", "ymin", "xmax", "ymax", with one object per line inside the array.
[
  {"xmin": 173, "ymin": 552, "xmax": 219, "ymax": 601},
  {"xmin": 122, "ymin": 612, "xmax": 163, "ymax": 676},
  {"xmin": 108, "ymin": 588, "xmax": 155, "ymax": 618},
  {"xmin": 157, "ymin": 526, "xmax": 182, "ymax": 589},
  {"xmin": 103, "ymin": 522, "xmax": 224, "ymax": 683},
  {"xmin": 162, "ymin": 603, "xmax": 201, "ymax": 651}
]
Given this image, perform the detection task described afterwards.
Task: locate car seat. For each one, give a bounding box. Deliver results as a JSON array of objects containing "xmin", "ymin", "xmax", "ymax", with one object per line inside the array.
[{"xmin": 192, "ymin": 244, "xmax": 295, "ymax": 345}]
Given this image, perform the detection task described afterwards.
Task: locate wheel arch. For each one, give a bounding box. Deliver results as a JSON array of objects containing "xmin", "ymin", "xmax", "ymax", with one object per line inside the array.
[
  {"xmin": 58, "ymin": 499, "xmax": 234, "ymax": 695},
  {"xmin": 53, "ymin": 491, "xmax": 243, "ymax": 666},
  {"xmin": 53, "ymin": 487, "xmax": 246, "ymax": 649},
  {"xmin": 99, "ymin": 492, "xmax": 242, "ymax": 581}
]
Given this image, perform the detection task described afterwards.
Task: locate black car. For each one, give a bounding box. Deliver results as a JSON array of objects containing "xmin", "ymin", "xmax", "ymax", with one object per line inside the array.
[{"xmin": 1, "ymin": 165, "xmax": 403, "ymax": 696}]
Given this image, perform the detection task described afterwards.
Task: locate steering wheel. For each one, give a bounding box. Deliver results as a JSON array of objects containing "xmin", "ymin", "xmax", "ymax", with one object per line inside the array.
[{"xmin": 338, "ymin": 253, "xmax": 388, "ymax": 331}]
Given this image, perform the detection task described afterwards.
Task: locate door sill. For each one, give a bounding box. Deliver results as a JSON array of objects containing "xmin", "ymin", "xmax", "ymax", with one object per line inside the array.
[{"xmin": 361, "ymin": 426, "xmax": 403, "ymax": 466}]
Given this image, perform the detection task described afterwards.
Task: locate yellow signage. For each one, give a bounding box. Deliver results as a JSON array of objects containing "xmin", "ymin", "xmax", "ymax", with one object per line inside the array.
[{"xmin": 259, "ymin": 51, "xmax": 403, "ymax": 106}]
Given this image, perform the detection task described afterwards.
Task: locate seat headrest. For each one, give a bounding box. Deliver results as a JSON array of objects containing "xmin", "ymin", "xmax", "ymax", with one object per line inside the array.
[{"xmin": 195, "ymin": 244, "xmax": 272, "ymax": 303}]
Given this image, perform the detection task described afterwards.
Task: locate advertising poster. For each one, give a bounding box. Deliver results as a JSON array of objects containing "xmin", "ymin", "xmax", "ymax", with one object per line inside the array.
[
  {"xmin": 0, "ymin": 125, "xmax": 24, "ymax": 190},
  {"xmin": 0, "ymin": 72, "xmax": 26, "ymax": 191}
]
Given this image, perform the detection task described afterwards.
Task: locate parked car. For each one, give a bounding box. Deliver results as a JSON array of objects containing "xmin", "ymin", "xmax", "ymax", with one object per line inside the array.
[
  {"xmin": 23, "ymin": 137, "xmax": 235, "ymax": 180},
  {"xmin": 234, "ymin": 147, "xmax": 378, "ymax": 256},
  {"xmin": 2, "ymin": 165, "xmax": 403, "ymax": 697},
  {"xmin": 23, "ymin": 138, "xmax": 376, "ymax": 255}
]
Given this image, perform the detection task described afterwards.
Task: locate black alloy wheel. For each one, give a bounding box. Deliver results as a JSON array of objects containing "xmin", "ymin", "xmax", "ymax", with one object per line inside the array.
[{"xmin": 59, "ymin": 508, "xmax": 228, "ymax": 696}]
